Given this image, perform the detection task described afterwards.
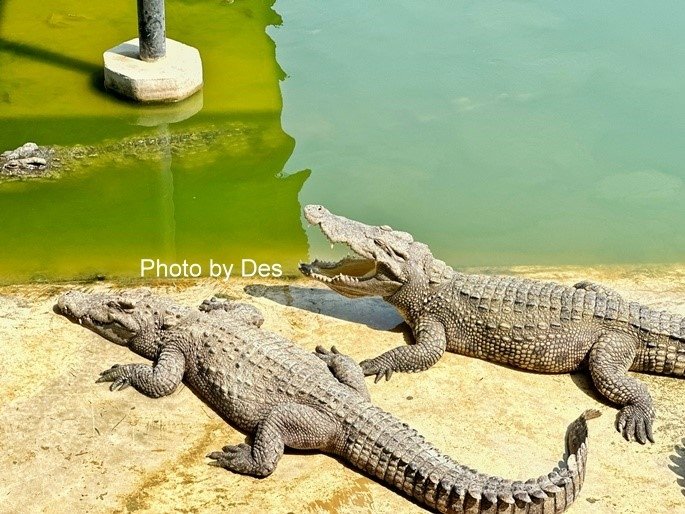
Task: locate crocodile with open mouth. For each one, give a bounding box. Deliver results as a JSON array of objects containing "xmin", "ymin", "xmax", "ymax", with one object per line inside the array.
[{"xmin": 299, "ymin": 204, "xmax": 685, "ymax": 444}]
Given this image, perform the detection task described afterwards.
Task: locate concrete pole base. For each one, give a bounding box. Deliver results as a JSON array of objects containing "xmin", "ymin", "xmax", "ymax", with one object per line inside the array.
[{"xmin": 103, "ymin": 38, "xmax": 203, "ymax": 103}]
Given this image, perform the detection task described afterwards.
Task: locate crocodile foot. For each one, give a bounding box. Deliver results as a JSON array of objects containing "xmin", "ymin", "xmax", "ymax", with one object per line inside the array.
[
  {"xmin": 359, "ymin": 357, "xmax": 394, "ymax": 383},
  {"xmin": 616, "ymin": 404, "xmax": 655, "ymax": 444},
  {"xmin": 95, "ymin": 364, "xmax": 132, "ymax": 391},
  {"xmin": 314, "ymin": 345, "xmax": 341, "ymax": 365},
  {"xmin": 207, "ymin": 443, "xmax": 266, "ymax": 476}
]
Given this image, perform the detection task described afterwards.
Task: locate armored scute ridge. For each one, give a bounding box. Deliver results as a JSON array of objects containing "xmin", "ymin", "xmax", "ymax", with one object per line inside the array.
[
  {"xmin": 300, "ymin": 204, "xmax": 685, "ymax": 444},
  {"xmin": 56, "ymin": 290, "xmax": 597, "ymax": 513}
]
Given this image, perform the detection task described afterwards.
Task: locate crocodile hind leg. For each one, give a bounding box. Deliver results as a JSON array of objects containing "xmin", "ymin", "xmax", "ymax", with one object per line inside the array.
[
  {"xmin": 588, "ymin": 331, "xmax": 655, "ymax": 443},
  {"xmin": 573, "ymin": 281, "xmax": 621, "ymax": 299},
  {"xmin": 207, "ymin": 403, "xmax": 338, "ymax": 477},
  {"xmin": 359, "ymin": 318, "xmax": 447, "ymax": 383},
  {"xmin": 315, "ymin": 345, "xmax": 370, "ymax": 400}
]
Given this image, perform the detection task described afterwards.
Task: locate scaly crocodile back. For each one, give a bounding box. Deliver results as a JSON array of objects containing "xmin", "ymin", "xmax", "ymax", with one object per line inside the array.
[
  {"xmin": 451, "ymin": 273, "xmax": 683, "ymax": 334},
  {"xmin": 451, "ymin": 273, "xmax": 685, "ymax": 375},
  {"xmin": 451, "ymin": 274, "xmax": 592, "ymax": 321},
  {"xmin": 626, "ymin": 303, "xmax": 685, "ymax": 375},
  {"xmin": 624, "ymin": 302, "xmax": 685, "ymax": 342}
]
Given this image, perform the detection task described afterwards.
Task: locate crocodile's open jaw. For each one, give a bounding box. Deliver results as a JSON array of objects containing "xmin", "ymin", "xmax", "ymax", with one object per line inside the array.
[
  {"xmin": 300, "ymin": 205, "xmax": 408, "ymax": 298},
  {"xmin": 300, "ymin": 204, "xmax": 455, "ymax": 298},
  {"xmin": 299, "ymin": 255, "xmax": 394, "ymax": 297},
  {"xmin": 300, "ymin": 255, "xmax": 403, "ymax": 298},
  {"xmin": 300, "ymin": 256, "xmax": 377, "ymax": 283}
]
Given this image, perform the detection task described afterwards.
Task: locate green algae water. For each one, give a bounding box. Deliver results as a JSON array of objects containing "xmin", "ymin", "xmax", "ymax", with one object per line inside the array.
[
  {"xmin": 0, "ymin": 0, "xmax": 308, "ymax": 283},
  {"xmin": 1, "ymin": 1, "xmax": 684, "ymax": 283}
]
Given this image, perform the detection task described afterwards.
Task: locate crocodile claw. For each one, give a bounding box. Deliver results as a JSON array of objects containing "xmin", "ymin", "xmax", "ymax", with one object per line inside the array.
[
  {"xmin": 359, "ymin": 358, "xmax": 394, "ymax": 383},
  {"xmin": 207, "ymin": 443, "xmax": 258, "ymax": 475},
  {"xmin": 314, "ymin": 345, "xmax": 341, "ymax": 365},
  {"xmin": 616, "ymin": 404, "xmax": 655, "ymax": 444},
  {"xmin": 96, "ymin": 364, "xmax": 131, "ymax": 391}
]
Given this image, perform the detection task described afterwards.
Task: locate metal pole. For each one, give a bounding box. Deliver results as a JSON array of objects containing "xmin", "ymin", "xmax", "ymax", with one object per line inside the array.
[{"xmin": 137, "ymin": 0, "xmax": 166, "ymax": 61}]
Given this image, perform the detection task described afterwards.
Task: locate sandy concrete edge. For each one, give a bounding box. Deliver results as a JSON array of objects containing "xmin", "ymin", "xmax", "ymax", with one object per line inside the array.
[{"xmin": 0, "ymin": 267, "xmax": 684, "ymax": 513}]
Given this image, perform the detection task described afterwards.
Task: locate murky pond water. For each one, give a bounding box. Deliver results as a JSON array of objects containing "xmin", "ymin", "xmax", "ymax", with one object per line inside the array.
[
  {"xmin": 275, "ymin": 1, "xmax": 685, "ymax": 266},
  {"xmin": 1, "ymin": 0, "xmax": 684, "ymax": 283}
]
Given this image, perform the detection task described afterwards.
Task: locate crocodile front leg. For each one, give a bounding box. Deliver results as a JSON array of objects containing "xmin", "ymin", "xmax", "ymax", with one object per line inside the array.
[
  {"xmin": 359, "ymin": 318, "xmax": 446, "ymax": 383},
  {"xmin": 589, "ymin": 331, "xmax": 655, "ymax": 443},
  {"xmin": 207, "ymin": 403, "xmax": 339, "ymax": 477},
  {"xmin": 96, "ymin": 347, "xmax": 185, "ymax": 398}
]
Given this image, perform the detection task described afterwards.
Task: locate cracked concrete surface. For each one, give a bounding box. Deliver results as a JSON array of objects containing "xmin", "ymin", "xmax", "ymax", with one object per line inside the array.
[{"xmin": 1, "ymin": 267, "xmax": 684, "ymax": 513}]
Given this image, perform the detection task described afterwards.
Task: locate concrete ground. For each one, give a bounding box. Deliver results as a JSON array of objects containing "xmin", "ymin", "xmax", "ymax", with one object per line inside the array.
[{"xmin": 1, "ymin": 266, "xmax": 684, "ymax": 513}]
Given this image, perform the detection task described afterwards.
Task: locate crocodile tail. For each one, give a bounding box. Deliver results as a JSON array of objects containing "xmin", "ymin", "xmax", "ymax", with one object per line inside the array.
[{"xmin": 342, "ymin": 406, "xmax": 600, "ymax": 513}]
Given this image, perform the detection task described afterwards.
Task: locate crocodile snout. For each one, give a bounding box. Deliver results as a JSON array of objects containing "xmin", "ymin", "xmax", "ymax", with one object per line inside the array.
[
  {"xmin": 55, "ymin": 290, "xmax": 89, "ymax": 320},
  {"xmin": 303, "ymin": 204, "xmax": 330, "ymax": 225}
]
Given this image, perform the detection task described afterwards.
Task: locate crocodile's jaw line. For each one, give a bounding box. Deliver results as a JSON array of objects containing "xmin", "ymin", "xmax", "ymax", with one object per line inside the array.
[
  {"xmin": 299, "ymin": 259, "xmax": 403, "ymax": 298},
  {"xmin": 302, "ymin": 204, "xmax": 414, "ymax": 297},
  {"xmin": 301, "ymin": 204, "xmax": 455, "ymax": 299}
]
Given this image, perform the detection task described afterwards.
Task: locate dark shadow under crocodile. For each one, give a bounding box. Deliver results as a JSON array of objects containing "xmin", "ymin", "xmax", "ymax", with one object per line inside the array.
[
  {"xmin": 569, "ymin": 372, "xmax": 614, "ymax": 407},
  {"xmin": 244, "ymin": 284, "xmax": 404, "ymax": 331}
]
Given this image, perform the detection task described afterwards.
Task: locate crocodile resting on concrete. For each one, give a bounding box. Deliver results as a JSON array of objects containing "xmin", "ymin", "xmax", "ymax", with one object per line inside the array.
[
  {"xmin": 300, "ymin": 205, "xmax": 685, "ymax": 444},
  {"xmin": 0, "ymin": 125, "xmax": 247, "ymax": 179},
  {"xmin": 56, "ymin": 290, "xmax": 597, "ymax": 513}
]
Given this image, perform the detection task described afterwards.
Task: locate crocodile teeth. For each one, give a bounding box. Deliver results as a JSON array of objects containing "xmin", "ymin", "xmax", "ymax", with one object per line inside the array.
[
  {"xmin": 334, "ymin": 274, "xmax": 358, "ymax": 283},
  {"xmin": 78, "ymin": 319, "xmax": 82, "ymax": 325},
  {"xmin": 310, "ymin": 272, "xmax": 333, "ymax": 283}
]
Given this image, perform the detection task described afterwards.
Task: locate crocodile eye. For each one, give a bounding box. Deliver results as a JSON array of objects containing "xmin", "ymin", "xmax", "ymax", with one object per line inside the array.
[
  {"xmin": 374, "ymin": 237, "xmax": 405, "ymax": 259},
  {"xmin": 107, "ymin": 300, "xmax": 135, "ymax": 312}
]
